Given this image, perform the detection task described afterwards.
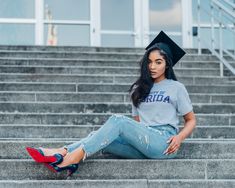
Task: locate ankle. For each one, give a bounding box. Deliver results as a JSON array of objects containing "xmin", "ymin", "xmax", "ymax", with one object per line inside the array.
[
  {"xmin": 62, "ymin": 153, "xmax": 77, "ymax": 165},
  {"xmin": 59, "ymin": 147, "xmax": 68, "ymax": 156}
]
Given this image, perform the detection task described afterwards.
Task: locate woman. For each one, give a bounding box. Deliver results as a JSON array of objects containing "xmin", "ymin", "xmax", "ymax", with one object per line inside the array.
[{"xmin": 26, "ymin": 31, "xmax": 196, "ymax": 177}]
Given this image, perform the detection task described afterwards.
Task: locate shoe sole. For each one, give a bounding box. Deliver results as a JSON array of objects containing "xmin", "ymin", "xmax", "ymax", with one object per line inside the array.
[
  {"xmin": 26, "ymin": 147, "xmax": 57, "ymax": 163},
  {"xmin": 43, "ymin": 163, "xmax": 57, "ymax": 173}
]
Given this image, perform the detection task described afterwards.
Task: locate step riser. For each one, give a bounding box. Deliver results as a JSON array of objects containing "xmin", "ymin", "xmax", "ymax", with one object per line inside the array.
[
  {"xmin": 0, "ymin": 67, "xmax": 220, "ymax": 76},
  {"xmin": 0, "ymin": 126, "xmax": 235, "ymax": 139},
  {"xmin": 0, "ymin": 93, "xmax": 234, "ymax": 103},
  {"xmin": 0, "ymin": 181, "xmax": 146, "ymax": 188},
  {"xmin": 0, "ymin": 114, "xmax": 234, "ymax": 126},
  {"xmin": 0, "ymin": 180, "xmax": 234, "ymax": 188},
  {"xmin": 0, "ymin": 103, "xmax": 234, "ymax": 114},
  {"xmin": 0, "ymin": 76, "xmax": 231, "ymax": 85},
  {"xmin": 1, "ymin": 142, "xmax": 235, "ymax": 160},
  {"xmin": 0, "ymin": 60, "xmax": 221, "ymax": 69},
  {"xmin": 1, "ymin": 84, "xmax": 235, "ymax": 93},
  {"xmin": 77, "ymin": 85, "xmax": 235, "ymax": 93},
  {"xmin": 0, "ymin": 47, "xmax": 146, "ymax": 52},
  {"xmin": 0, "ymin": 46, "xmax": 210, "ymax": 53},
  {"xmin": 0, "ymin": 160, "xmax": 234, "ymax": 180},
  {"xmin": 0, "ymin": 53, "xmax": 218, "ymax": 61}
]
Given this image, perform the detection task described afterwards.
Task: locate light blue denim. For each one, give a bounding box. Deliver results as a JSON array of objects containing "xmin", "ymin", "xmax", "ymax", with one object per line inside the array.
[{"xmin": 64, "ymin": 114, "xmax": 179, "ymax": 160}]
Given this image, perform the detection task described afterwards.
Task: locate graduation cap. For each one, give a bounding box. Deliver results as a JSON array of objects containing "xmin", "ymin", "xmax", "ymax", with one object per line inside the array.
[{"xmin": 145, "ymin": 31, "xmax": 186, "ymax": 66}]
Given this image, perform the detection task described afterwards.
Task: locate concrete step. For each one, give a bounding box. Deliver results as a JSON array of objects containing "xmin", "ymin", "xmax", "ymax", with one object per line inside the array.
[
  {"xmin": 0, "ymin": 75, "xmax": 232, "ymax": 85},
  {"xmin": 0, "ymin": 83, "xmax": 235, "ymax": 93},
  {"xmin": 0, "ymin": 159, "xmax": 234, "ymax": 180},
  {"xmin": 0, "ymin": 124, "xmax": 234, "ymax": 139},
  {"xmin": 0, "ymin": 113, "xmax": 234, "ymax": 126},
  {"xmin": 0, "ymin": 58, "xmax": 221, "ymax": 69},
  {"xmin": 0, "ymin": 45, "xmax": 211, "ymax": 54},
  {"xmin": 1, "ymin": 140, "xmax": 235, "ymax": 160},
  {"xmin": 0, "ymin": 179, "xmax": 235, "ymax": 188},
  {"xmin": 0, "ymin": 46, "xmax": 145, "ymax": 53},
  {"xmin": 0, "ymin": 102, "xmax": 234, "ymax": 114},
  {"xmin": 0, "ymin": 52, "xmax": 218, "ymax": 61},
  {"xmin": 76, "ymin": 83, "xmax": 235, "ymax": 93},
  {"xmin": 3, "ymin": 138, "xmax": 235, "ymax": 142},
  {"xmin": 0, "ymin": 92, "xmax": 234, "ymax": 103},
  {"xmin": 0, "ymin": 66, "xmax": 221, "ymax": 76}
]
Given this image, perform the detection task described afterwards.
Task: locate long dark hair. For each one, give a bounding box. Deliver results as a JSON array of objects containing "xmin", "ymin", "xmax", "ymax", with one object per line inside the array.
[{"xmin": 128, "ymin": 46, "xmax": 177, "ymax": 108}]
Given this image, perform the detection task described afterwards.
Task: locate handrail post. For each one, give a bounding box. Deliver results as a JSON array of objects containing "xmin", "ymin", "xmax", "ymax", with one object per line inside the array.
[
  {"xmin": 219, "ymin": 8, "xmax": 224, "ymax": 77},
  {"xmin": 197, "ymin": 0, "xmax": 201, "ymax": 55},
  {"xmin": 234, "ymin": 0, "xmax": 235, "ymax": 57},
  {"xmin": 211, "ymin": 1, "xmax": 215, "ymax": 55}
]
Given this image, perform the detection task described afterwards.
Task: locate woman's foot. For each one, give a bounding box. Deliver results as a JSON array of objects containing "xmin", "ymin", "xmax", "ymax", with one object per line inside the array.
[
  {"xmin": 57, "ymin": 147, "xmax": 85, "ymax": 168},
  {"xmin": 45, "ymin": 147, "xmax": 84, "ymax": 177},
  {"xmin": 39, "ymin": 147, "xmax": 67, "ymax": 157}
]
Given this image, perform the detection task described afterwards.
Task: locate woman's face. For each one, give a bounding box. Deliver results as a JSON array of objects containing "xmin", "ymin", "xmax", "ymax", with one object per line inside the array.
[{"xmin": 148, "ymin": 50, "xmax": 167, "ymax": 83}]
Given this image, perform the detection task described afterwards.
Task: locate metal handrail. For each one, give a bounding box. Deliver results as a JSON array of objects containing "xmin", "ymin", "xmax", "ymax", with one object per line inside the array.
[
  {"xmin": 222, "ymin": 0, "xmax": 235, "ymax": 9},
  {"xmin": 197, "ymin": 0, "xmax": 235, "ymax": 76},
  {"xmin": 213, "ymin": 0, "xmax": 235, "ymax": 18}
]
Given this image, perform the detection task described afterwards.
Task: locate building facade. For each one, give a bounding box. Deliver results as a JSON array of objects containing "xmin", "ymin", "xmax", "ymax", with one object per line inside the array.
[{"xmin": 0, "ymin": 0, "xmax": 234, "ymax": 49}]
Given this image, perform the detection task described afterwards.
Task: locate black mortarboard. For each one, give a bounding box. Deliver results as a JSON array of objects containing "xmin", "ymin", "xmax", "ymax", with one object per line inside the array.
[{"xmin": 145, "ymin": 30, "xmax": 186, "ymax": 66}]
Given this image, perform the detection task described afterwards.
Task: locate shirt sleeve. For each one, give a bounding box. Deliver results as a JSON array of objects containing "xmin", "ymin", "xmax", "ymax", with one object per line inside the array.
[
  {"xmin": 176, "ymin": 84, "xmax": 193, "ymax": 116},
  {"xmin": 129, "ymin": 84, "xmax": 139, "ymax": 116},
  {"xmin": 132, "ymin": 103, "xmax": 139, "ymax": 116}
]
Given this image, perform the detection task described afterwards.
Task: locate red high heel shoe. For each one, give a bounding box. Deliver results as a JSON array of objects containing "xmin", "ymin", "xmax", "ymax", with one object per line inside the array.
[{"xmin": 26, "ymin": 147, "xmax": 63, "ymax": 164}]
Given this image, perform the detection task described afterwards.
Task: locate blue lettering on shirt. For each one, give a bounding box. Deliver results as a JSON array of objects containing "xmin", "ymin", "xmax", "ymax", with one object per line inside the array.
[{"xmin": 142, "ymin": 90, "xmax": 170, "ymax": 103}]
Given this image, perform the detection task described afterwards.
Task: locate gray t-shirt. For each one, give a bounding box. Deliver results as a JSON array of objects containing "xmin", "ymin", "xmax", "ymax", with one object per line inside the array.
[{"xmin": 131, "ymin": 79, "xmax": 193, "ymax": 132}]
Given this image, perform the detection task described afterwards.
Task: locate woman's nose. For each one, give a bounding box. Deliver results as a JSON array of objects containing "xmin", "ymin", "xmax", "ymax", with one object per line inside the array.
[{"xmin": 149, "ymin": 63, "xmax": 155, "ymax": 69}]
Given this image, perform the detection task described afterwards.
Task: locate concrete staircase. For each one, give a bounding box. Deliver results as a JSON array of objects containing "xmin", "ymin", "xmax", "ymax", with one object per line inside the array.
[{"xmin": 0, "ymin": 46, "xmax": 234, "ymax": 188}]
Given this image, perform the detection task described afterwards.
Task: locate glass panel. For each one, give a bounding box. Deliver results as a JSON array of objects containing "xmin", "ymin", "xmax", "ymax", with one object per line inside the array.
[
  {"xmin": 150, "ymin": 34, "xmax": 182, "ymax": 46},
  {"xmin": 101, "ymin": 34, "xmax": 134, "ymax": 47},
  {"xmin": 44, "ymin": 24, "xmax": 90, "ymax": 46},
  {"xmin": 149, "ymin": 0, "xmax": 181, "ymax": 31},
  {"xmin": 44, "ymin": 0, "xmax": 90, "ymax": 20},
  {"xmin": 0, "ymin": 0, "xmax": 35, "ymax": 18},
  {"xmin": 101, "ymin": 0, "xmax": 134, "ymax": 30},
  {"xmin": 193, "ymin": 27, "xmax": 234, "ymax": 50},
  {"xmin": 193, "ymin": 27, "xmax": 217, "ymax": 49},
  {"xmin": 192, "ymin": 0, "xmax": 211, "ymax": 23},
  {"xmin": 0, "ymin": 24, "xmax": 34, "ymax": 45},
  {"xmin": 222, "ymin": 29, "xmax": 234, "ymax": 50}
]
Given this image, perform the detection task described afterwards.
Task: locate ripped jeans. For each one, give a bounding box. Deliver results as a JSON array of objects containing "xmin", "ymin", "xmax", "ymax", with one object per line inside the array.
[{"xmin": 64, "ymin": 114, "xmax": 179, "ymax": 161}]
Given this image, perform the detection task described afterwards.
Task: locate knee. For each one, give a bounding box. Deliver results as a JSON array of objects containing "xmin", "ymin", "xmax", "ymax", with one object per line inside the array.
[{"xmin": 109, "ymin": 114, "xmax": 125, "ymax": 122}]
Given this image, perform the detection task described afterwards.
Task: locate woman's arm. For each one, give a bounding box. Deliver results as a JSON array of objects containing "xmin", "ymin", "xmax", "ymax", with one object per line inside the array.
[
  {"xmin": 133, "ymin": 116, "xmax": 140, "ymax": 122},
  {"xmin": 163, "ymin": 111, "xmax": 196, "ymax": 155},
  {"xmin": 177, "ymin": 111, "xmax": 196, "ymax": 141}
]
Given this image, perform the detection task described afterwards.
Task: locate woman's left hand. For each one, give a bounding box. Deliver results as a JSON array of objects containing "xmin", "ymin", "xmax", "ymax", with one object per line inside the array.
[{"xmin": 163, "ymin": 135, "xmax": 183, "ymax": 155}]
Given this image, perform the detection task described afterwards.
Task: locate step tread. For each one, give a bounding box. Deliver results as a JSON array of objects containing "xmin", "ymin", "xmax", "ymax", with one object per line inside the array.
[
  {"xmin": 0, "ymin": 50, "xmax": 216, "ymax": 56},
  {"xmin": 1, "ymin": 138, "xmax": 235, "ymax": 142},
  {"xmin": 1, "ymin": 81, "xmax": 235, "ymax": 86},
  {"xmin": 0, "ymin": 91, "xmax": 234, "ymax": 95},
  {"xmin": 0, "ymin": 65, "xmax": 220, "ymax": 70}
]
